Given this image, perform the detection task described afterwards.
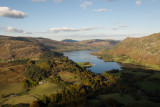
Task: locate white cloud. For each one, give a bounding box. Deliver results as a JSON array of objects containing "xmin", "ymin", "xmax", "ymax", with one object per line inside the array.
[
  {"xmin": 46, "ymin": 27, "xmax": 97, "ymax": 33},
  {"xmin": 93, "ymin": 9, "xmax": 107, "ymax": 12},
  {"xmin": 32, "ymin": 0, "xmax": 47, "ymax": 2},
  {"xmin": 0, "ymin": 7, "xmax": 27, "ymax": 18},
  {"xmin": 6, "ymin": 26, "xmax": 32, "ymax": 34},
  {"xmin": 112, "ymin": 28, "xmax": 117, "ymax": 30},
  {"xmin": 54, "ymin": 0, "xmax": 63, "ymax": 3},
  {"xmin": 120, "ymin": 25, "xmax": 128, "ymax": 28},
  {"xmin": 80, "ymin": 1, "xmax": 93, "ymax": 9},
  {"xmin": 112, "ymin": 25, "xmax": 129, "ymax": 30},
  {"xmin": 136, "ymin": 1, "xmax": 142, "ymax": 5}
]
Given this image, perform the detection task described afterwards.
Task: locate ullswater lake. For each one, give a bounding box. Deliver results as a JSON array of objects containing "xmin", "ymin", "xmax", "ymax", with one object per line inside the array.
[{"xmin": 63, "ymin": 50, "xmax": 122, "ymax": 73}]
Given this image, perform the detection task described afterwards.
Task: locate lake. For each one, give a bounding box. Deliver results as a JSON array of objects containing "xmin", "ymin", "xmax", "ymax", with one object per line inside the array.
[{"xmin": 63, "ymin": 50, "xmax": 122, "ymax": 73}]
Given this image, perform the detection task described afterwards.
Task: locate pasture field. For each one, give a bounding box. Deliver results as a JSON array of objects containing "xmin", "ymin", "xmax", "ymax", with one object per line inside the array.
[
  {"xmin": 2, "ymin": 95, "xmax": 37, "ymax": 105},
  {"xmin": 96, "ymin": 93, "xmax": 135, "ymax": 105},
  {"xmin": 29, "ymin": 82, "xmax": 60, "ymax": 97},
  {"xmin": 58, "ymin": 71, "xmax": 82, "ymax": 85}
]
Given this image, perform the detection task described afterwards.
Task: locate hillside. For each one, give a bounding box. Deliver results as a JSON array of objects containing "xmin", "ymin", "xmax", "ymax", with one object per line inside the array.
[
  {"xmin": 94, "ymin": 33, "xmax": 160, "ymax": 69},
  {"xmin": 78, "ymin": 39, "xmax": 120, "ymax": 49},
  {"xmin": 62, "ymin": 39, "xmax": 78, "ymax": 43},
  {"xmin": 0, "ymin": 36, "xmax": 120, "ymax": 58},
  {"xmin": 0, "ymin": 40, "xmax": 43, "ymax": 60}
]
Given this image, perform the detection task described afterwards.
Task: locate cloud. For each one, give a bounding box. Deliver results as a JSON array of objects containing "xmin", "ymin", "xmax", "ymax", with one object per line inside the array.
[
  {"xmin": 136, "ymin": 1, "xmax": 142, "ymax": 5},
  {"xmin": 120, "ymin": 25, "xmax": 128, "ymax": 28},
  {"xmin": 54, "ymin": 0, "xmax": 63, "ymax": 3},
  {"xmin": 6, "ymin": 26, "xmax": 32, "ymax": 34},
  {"xmin": 112, "ymin": 25, "xmax": 128, "ymax": 30},
  {"xmin": 46, "ymin": 27, "xmax": 98, "ymax": 33},
  {"xmin": 31, "ymin": 0, "xmax": 47, "ymax": 2},
  {"xmin": 0, "ymin": 7, "xmax": 27, "ymax": 18},
  {"xmin": 80, "ymin": 1, "xmax": 93, "ymax": 9},
  {"xmin": 112, "ymin": 28, "xmax": 117, "ymax": 30},
  {"xmin": 93, "ymin": 9, "xmax": 107, "ymax": 12}
]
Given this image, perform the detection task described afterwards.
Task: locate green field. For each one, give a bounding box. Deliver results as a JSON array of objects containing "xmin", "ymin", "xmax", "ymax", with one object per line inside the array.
[
  {"xmin": 2, "ymin": 95, "xmax": 37, "ymax": 105},
  {"xmin": 148, "ymin": 72, "xmax": 160, "ymax": 79},
  {"xmin": 123, "ymin": 70, "xmax": 151, "ymax": 76},
  {"xmin": 0, "ymin": 83, "xmax": 24, "ymax": 99},
  {"xmin": 58, "ymin": 71, "xmax": 82, "ymax": 85},
  {"xmin": 137, "ymin": 80, "xmax": 160, "ymax": 92},
  {"xmin": 29, "ymin": 82, "xmax": 60, "ymax": 97},
  {"xmin": 96, "ymin": 93, "xmax": 135, "ymax": 105}
]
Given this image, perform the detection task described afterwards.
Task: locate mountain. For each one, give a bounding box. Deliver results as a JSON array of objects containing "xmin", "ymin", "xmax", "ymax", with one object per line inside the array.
[
  {"xmin": 0, "ymin": 36, "xmax": 120, "ymax": 60},
  {"xmin": 78, "ymin": 39, "xmax": 120, "ymax": 49},
  {"xmin": 62, "ymin": 39, "xmax": 78, "ymax": 43},
  {"xmin": 0, "ymin": 36, "xmax": 65, "ymax": 60},
  {"xmin": 0, "ymin": 36, "xmax": 118, "ymax": 60},
  {"xmin": 95, "ymin": 33, "xmax": 160, "ymax": 68}
]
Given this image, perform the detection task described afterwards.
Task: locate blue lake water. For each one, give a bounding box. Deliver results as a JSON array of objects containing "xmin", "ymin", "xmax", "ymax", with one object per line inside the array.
[{"xmin": 63, "ymin": 50, "xmax": 122, "ymax": 73}]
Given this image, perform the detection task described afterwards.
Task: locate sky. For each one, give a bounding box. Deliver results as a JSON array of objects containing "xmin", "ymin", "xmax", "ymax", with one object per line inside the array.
[{"xmin": 0, "ymin": 0, "xmax": 160, "ymax": 41}]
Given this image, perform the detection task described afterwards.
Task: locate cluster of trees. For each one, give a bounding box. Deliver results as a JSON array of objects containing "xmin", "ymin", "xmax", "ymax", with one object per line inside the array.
[
  {"xmin": 9, "ymin": 58, "xmax": 29, "ymax": 64},
  {"xmin": 40, "ymin": 51, "xmax": 63, "ymax": 59}
]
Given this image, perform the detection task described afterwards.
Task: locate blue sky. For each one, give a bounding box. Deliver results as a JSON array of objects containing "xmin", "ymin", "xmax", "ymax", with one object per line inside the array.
[{"xmin": 0, "ymin": 0, "xmax": 160, "ymax": 41}]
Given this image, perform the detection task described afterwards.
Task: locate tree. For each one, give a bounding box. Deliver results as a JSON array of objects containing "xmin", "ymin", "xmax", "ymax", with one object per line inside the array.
[
  {"xmin": 24, "ymin": 64, "xmax": 47, "ymax": 81},
  {"xmin": 36, "ymin": 62, "xmax": 51, "ymax": 71}
]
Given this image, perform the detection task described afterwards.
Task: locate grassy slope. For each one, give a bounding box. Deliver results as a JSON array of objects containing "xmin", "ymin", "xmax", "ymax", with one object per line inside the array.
[
  {"xmin": 29, "ymin": 82, "xmax": 60, "ymax": 97},
  {"xmin": 58, "ymin": 71, "xmax": 82, "ymax": 85},
  {"xmin": 2, "ymin": 95, "xmax": 37, "ymax": 105},
  {"xmin": 0, "ymin": 63, "xmax": 25, "ymax": 98},
  {"xmin": 96, "ymin": 93, "xmax": 135, "ymax": 105}
]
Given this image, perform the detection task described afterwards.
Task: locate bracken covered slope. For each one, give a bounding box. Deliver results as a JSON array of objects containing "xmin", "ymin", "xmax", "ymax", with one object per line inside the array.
[
  {"xmin": 0, "ymin": 40, "xmax": 43, "ymax": 60},
  {"xmin": 108, "ymin": 33, "xmax": 160, "ymax": 65}
]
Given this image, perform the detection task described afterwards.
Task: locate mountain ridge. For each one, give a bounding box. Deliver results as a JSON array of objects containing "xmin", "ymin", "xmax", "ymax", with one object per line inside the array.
[
  {"xmin": 0, "ymin": 35, "xmax": 120, "ymax": 60},
  {"xmin": 95, "ymin": 33, "xmax": 160, "ymax": 68}
]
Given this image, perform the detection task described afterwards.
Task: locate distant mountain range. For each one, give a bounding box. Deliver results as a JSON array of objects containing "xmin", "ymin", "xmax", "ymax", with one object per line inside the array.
[
  {"xmin": 0, "ymin": 36, "xmax": 120, "ymax": 60},
  {"xmin": 62, "ymin": 39, "xmax": 78, "ymax": 43}
]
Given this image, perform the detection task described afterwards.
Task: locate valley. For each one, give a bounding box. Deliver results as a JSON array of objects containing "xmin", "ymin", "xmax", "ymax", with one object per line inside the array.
[{"xmin": 0, "ymin": 34, "xmax": 160, "ymax": 107}]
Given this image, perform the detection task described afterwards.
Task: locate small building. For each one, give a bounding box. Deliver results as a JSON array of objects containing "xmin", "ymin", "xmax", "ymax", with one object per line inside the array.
[{"xmin": 39, "ymin": 82, "xmax": 43, "ymax": 85}]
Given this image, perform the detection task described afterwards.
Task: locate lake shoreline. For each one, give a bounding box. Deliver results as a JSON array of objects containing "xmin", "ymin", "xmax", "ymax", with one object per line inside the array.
[{"xmin": 63, "ymin": 50, "xmax": 122, "ymax": 73}]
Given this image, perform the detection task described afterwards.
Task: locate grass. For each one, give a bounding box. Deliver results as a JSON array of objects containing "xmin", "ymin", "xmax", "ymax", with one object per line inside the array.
[
  {"xmin": 77, "ymin": 62, "xmax": 93, "ymax": 68},
  {"xmin": 0, "ymin": 83, "xmax": 24, "ymax": 99},
  {"xmin": 148, "ymin": 72, "xmax": 160, "ymax": 79},
  {"xmin": 137, "ymin": 80, "xmax": 160, "ymax": 92},
  {"xmin": 58, "ymin": 71, "xmax": 82, "ymax": 85},
  {"xmin": 123, "ymin": 70, "xmax": 150, "ymax": 76},
  {"xmin": 96, "ymin": 93, "xmax": 135, "ymax": 105},
  {"xmin": 126, "ymin": 100, "xmax": 159, "ymax": 107},
  {"xmin": 29, "ymin": 82, "xmax": 60, "ymax": 97},
  {"xmin": 2, "ymin": 95, "xmax": 37, "ymax": 105}
]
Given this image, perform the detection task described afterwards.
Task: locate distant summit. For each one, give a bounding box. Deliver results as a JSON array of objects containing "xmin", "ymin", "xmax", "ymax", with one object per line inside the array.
[{"xmin": 62, "ymin": 39, "xmax": 78, "ymax": 43}]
